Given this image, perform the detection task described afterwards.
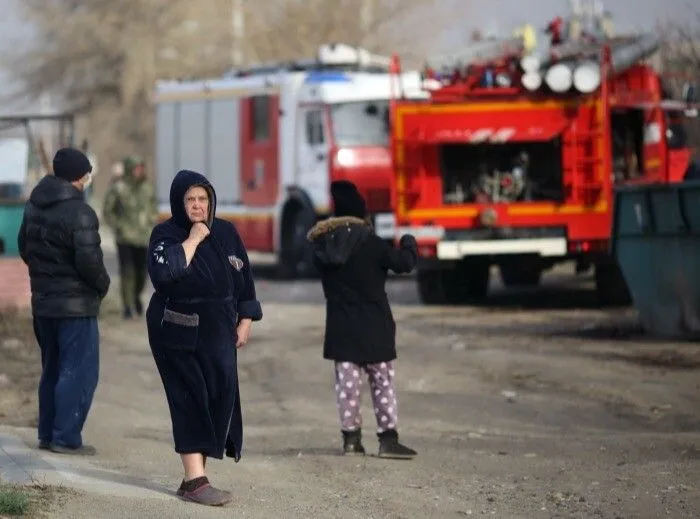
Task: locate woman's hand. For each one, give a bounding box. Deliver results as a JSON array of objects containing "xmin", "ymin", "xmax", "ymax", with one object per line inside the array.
[
  {"xmin": 236, "ymin": 318, "xmax": 252, "ymax": 348},
  {"xmin": 189, "ymin": 222, "xmax": 210, "ymax": 244},
  {"xmin": 182, "ymin": 223, "xmax": 211, "ymax": 267}
]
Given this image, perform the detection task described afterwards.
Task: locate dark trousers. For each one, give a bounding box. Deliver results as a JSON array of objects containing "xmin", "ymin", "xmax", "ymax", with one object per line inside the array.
[
  {"xmin": 32, "ymin": 316, "xmax": 99, "ymax": 448},
  {"xmin": 116, "ymin": 243, "xmax": 148, "ymax": 311}
]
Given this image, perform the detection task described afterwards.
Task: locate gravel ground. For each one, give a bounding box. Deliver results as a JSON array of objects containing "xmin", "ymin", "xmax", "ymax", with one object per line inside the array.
[{"xmin": 1, "ymin": 261, "xmax": 699, "ymax": 518}]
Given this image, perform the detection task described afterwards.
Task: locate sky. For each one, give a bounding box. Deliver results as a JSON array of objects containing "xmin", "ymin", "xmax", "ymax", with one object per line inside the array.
[{"xmin": 0, "ymin": 0, "xmax": 694, "ymax": 117}]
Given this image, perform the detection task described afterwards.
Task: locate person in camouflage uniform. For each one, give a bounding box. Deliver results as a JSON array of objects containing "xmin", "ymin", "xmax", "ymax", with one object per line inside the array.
[{"xmin": 103, "ymin": 156, "xmax": 157, "ymax": 319}]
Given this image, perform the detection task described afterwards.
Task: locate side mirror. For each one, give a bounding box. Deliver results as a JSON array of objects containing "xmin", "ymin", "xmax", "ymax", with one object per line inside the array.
[
  {"xmin": 365, "ymin": 103, "xmax": 378, "ymax": 116},
  {"xmin": 682, "ymin": 82, "xmax": 697, "ymax": 103},
  {"xmin": 682, "ymin": 82, "xmax": 698, "ymax": 117}
]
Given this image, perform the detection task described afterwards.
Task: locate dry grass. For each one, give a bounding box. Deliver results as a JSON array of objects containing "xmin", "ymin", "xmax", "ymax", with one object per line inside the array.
[
  {"xmin": 0, "ymin": 307, "xmax": 40, "ymax": 428},
  {"xmin": 0, "ymin": 485, "xmax": 29, "ymax": 516},
  {"xmin": 0, "ymin": 483, "xmax": 75, "ymax": 518},
  {"xmin": 0, "ymin": 293, "xmax": 126, "ymax": 428}
]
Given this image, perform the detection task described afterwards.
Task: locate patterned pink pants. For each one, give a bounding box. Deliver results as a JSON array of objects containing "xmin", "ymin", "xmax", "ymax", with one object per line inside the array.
[{"xmin": 334, "ymin": 361, "xmax": 398, "ymax": 433}]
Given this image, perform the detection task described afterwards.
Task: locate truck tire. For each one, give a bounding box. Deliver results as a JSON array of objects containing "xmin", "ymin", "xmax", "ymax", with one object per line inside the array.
[
  {"xmin": 458, "ymin": 258, "xmax": 490, "ymax": 302},
  {"xmin": 416, "ymin": 259, "xmax": 490, "ymax": 305},
  {"xmin": 278, "ymin": 206, "xmax": 317, "ymax": 279},
  {"xmin": 499, "ymin": 265, "xmax": 542, "ymax": 287},
  {"xmin": 417, "ymin": 269, "xmax": 450, "ymax": 305},
  {"xmin": 595, "ymin": 261, "xmax": 632, "ymax": 306}
]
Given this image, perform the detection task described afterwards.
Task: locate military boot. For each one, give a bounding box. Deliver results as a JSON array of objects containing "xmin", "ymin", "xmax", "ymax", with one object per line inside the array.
[
  {"xmin": 377, "ymin": 429, "xmax": 417, "ymax": 459},
  {"xmin": 342, "ymin": 429, "xmax": 366, "ymax": 456}
]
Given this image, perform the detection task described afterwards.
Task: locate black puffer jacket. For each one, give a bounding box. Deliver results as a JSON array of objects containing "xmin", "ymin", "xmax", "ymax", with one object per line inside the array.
[
  {"xmin": 18, "ymin": 175, "xmax": 111, "ymax": 318},
  {"xmin": 307, "ymin": 216, "xmax": 418, "ymax": 364}
]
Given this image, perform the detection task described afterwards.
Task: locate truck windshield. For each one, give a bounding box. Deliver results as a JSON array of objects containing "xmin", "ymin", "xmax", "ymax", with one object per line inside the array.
[{"xmin": 330, "ymin": 100, "xmax": 389, "ymax": 147}]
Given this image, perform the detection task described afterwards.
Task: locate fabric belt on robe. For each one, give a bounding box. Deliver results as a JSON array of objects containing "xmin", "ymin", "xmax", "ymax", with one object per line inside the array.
[{"xmin": 164, "ymin": 295, "xmax": 234, "ymax": 305}]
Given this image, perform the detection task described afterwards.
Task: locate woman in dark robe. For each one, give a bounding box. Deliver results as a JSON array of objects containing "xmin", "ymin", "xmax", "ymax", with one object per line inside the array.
[{"xmin": 146, "ymin": 169, "xmax": 262, "ymax": 506}]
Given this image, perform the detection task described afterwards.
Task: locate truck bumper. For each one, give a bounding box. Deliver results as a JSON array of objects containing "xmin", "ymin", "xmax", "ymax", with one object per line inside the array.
[{"xmin": 436, "ymin": 237, "xmax": 568, "ymax": 259}]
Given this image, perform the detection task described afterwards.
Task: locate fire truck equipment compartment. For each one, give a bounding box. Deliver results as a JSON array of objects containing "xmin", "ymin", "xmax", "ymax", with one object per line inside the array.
[
  {"xmin": 440, "ymin": 139, "xmax": 564, "ymax": 204},
  {"xmin": 611, "ymin": 181, "xmax": 700, "ymax": 339}
]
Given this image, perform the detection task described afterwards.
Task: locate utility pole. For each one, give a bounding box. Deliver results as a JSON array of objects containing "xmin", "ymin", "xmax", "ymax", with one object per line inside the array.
[
  {"xmin": 360, "ymin": 0, "xmax": 375, "ymax": 45},
  {"xmin": 231, "ymin": 0, "xmax": 244, "ymax": 66}
]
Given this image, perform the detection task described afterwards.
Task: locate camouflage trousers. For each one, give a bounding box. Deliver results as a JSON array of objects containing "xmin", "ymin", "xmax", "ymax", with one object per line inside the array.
[{"xmin": 116, "ymin": 244, "xmax": 148, "ymax": 310}]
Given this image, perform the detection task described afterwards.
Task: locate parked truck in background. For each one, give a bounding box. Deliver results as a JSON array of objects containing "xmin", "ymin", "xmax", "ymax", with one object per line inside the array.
[
  {"xmin": 153, "ymin": 43, "xmax": 426, "ymax": 277},
  {"xmin": 387, "ymin": 19, "xmax": 698, "ymax": 305}
]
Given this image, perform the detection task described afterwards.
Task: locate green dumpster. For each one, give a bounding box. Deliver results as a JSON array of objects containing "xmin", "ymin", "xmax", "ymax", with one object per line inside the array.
[
  {"xmin": 611, "ymin": 181, "xmax": 700, "ymax": 339},
  {"xmin": 0, "ymin": 200, "xmax": 25, "ymax": 257}
]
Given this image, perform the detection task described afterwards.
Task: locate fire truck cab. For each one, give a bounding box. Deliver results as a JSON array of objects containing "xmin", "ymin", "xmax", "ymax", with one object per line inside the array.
[
  {"xmin": 153, "ymin": 43, "xmax": 426, "ymax": 277},
  {"xmin": 388, "ymin": 35, "xmax": 697, "ymax": 305}
]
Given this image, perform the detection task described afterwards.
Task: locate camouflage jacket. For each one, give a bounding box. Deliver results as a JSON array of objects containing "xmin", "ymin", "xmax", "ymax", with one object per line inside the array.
[{"xmin": 103, "ymin": 174, "xmax": 157, "ymax": 247}]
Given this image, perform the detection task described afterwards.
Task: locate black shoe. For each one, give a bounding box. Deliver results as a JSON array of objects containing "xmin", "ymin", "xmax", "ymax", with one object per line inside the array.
[
  {"xmin": 38, "ymin": 441, "xmax": 50, "ymax": 450},
  {"xmin": 49, "ymin": 443, "xmax": 97, "ymax": 456},
  {"xmin": 134, "ymin": 299, "xmax": 143, "ymax": 316},
  {"xmin": 123, "ymin": 307, "xmax": 133, "ymax": 320},
  {"xmin": 342, "ymin": 429, "xmax": 366, "ymax": 456},
  {"xmin": 377, "ymin": 430, "xmax": 417, "ymax": 459}
]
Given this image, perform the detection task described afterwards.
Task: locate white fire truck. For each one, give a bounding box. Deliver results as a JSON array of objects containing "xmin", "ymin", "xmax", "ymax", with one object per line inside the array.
[{"xmin": 153, "ymin": 43, "xmax": 426, "ymax": 276}]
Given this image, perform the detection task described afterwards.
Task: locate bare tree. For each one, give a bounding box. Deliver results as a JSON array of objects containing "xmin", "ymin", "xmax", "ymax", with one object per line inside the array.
[
  {"xmin": 656, "ymin": 10, "xmax": 700, "ymax": 152},
  {"xmin": 4, "ymin": 0, "xmax": 453, "ymax": 194},
  {"xmin": 245, "ymin": 0, "xmax": 450, "ymax": 65}
]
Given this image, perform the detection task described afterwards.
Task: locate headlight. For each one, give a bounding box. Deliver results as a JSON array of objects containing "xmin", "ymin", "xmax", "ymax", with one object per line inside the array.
[{"xmin": 335, "ymin": 148, "xmax": 356, "ymax": 168}]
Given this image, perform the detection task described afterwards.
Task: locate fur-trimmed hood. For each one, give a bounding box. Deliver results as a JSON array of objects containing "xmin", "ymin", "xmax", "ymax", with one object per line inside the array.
[{"xmin": 307, "ymin": 216, "xmax": 371, "ymax": 267}]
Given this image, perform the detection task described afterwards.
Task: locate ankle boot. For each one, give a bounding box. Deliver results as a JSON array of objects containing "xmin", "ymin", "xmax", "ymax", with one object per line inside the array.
[
  {"xmin": 342, "ymin": 429, "xmax": 366, "ymax": 456},
  {"xmin": 377, "ymin": 429, "xmax": 417, "ymax": 459}
]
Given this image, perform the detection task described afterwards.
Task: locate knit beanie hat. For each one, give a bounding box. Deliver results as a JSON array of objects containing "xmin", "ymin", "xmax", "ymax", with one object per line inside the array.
[
  {"xmin": 53, "ymin": 148, "xmax": 93, "ymax": 182},
  {"xmin": 331, "ymin": 180, "xmax": 367, "ymax": 218}
]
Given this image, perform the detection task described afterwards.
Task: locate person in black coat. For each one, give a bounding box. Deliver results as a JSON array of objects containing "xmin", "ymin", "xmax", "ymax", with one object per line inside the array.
[
  {"xmin": 307, "ymin": 180, "xmax": 419, "ymax": 459},
  {"xmin": 146, "ymin": 169, "xmax": 262, "ymax": 506},
  {"xmin": 17, "ymin": 148, "xmax": 110, "ymax": 456}
]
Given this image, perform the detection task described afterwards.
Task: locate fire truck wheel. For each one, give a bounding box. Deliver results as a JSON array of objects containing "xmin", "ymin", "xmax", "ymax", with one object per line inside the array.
[
  {"xmin": 458, "ymin": 259, "xmax": 490, "ymax": 302},
  {"xmin": 416, "ymin": 270, "xmax": 448, "ymax": 305},
  {"xmin": 498, "ymin": 265, "xmax": 542, "ymax": 287},
  {"xmin": 278, "ymin": 206, "xmax": 317, "ymax": 279},
  {"xmin": 594, "ymin": 262, "xmax": 632, "ymax": 307}
]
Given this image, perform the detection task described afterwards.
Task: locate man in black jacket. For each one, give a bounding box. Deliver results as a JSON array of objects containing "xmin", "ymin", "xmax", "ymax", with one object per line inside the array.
[{"xmin": 18, "ymin": 147, "xmax": 110, "ymax": 456}]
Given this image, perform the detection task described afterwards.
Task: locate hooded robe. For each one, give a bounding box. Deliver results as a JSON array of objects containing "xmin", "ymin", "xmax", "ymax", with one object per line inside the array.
[{"xmin": 145, "ymin": 170, "xmax": 262, "ymax": 461}]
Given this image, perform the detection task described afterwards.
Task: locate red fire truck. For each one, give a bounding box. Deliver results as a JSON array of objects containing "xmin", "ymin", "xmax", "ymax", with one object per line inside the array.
[
  {"xmin": 153, "ymin": 44, "xmax": 426, "ymax": 277},
  {"xmin": 388, "ymin": 34, "xmax": 698, "ymax": 305}
]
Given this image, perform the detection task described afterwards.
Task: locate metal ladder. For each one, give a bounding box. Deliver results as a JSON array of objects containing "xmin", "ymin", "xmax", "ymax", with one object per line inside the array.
[{"xmin": 569, "ymin": 102, "xmax": 604, "ymax": 205}]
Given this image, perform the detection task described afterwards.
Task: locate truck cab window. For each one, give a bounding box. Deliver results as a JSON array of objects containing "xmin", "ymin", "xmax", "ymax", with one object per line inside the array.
[
  {"xmin": 305, "ymin": 110, "xmax": 324, "ymax": 144},
  {"xmin": 330, "ymin": 100, "xmax": 390, "ymax": 147},
  {"xmin": 251, "ymin": 95, "xmax": 270, "ymax": 141}
]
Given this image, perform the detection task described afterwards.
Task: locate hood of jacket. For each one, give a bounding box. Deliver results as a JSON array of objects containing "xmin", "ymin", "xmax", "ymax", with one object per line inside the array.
[
  {"xmin": 122, "ymin": 156, "xmax": 146, "ymax": 183},
  {"xmin": 307, "ymin": 216, "xmax": 371, "ymax": 267},
  {"xmin": 169, "ymin": 169, "xmax": 217, "ymax": 229},
  {"xmin": 29, "ymin": 174, "xmax": 84, "ymax": 209}
]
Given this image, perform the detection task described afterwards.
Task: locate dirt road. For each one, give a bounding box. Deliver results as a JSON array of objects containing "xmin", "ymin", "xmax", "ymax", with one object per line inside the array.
[{"xmin": 2, "ymin": 268, "xmax": 700, "ymax": 518}]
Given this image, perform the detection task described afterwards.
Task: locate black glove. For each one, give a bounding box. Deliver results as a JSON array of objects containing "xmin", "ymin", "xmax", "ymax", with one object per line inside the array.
[{"xmin": 399, "ymin": 234, "xmax": 417, "ymax": 250}]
